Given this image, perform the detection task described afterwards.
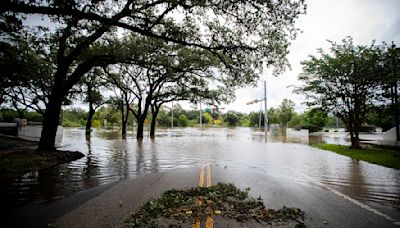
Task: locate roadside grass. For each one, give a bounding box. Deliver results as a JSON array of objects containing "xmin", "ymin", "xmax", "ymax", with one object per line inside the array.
[
  {"xmin": 311, "ymin": 144, "xmax": 400, "ymax": 169},
  {"xmin": 0, "ymin": 150, "xmax": 84, "ymax": 181}
]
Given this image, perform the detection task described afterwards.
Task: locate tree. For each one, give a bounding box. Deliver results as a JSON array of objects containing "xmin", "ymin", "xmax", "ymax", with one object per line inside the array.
[
  {"xmin": 267, "ymin": 107, "xmax": 280, "ymax": 125},
  {"xmin": 2, "ymin": 0, "xmax": 306, "ymax": 150},
  {"xmin": 153, "ymin": 108, "xmax": 171, "ymax": 127},
  {"xmin": 94, "ymin": 106, "xmax": 120, "ymax": 128},
  {"xmin": 249, "ymin": 111, "xmax": 264, "ymax": 127},
  {"xmin": 379, "ymin": 44, "xmax": 400, "ymax": 141},
  {"xmin": 366, "ymin": 106, "xmax": 393, "ymax": 131},
  {"xmin": 303, "ymin": 108, "xmax": 329, "ymax": 131},
  {"xmin": 178, "ymin": 114, "xmax": 189, "ymax": 127},
  {"xmin": 62, "ymin": 108, "xmax": 87, "ymax": 127},
  {"xmin": 146, "ymin": 42, "xmax": 234, "ymax": 137},
  {"xmin": 106, "ymin": 35, "xmax": 234, "ymax": 138},
  {"xmin": 104, "ymin": 64, "xmax": 138, "ymax": 138},
  {"xmin": 288, "ymin": 113, "xmax": 304, "ymax": 128},
  {"xmin": 81, "ymin": 70, "xmax": 106, "ymax": 136},
  {"xmin": 297, "ymin": 38, "xmax": 381, "ymax": 148},
  {"xmin": 202, "ymin": 112, "xmax": 214, "ymax": 125},
  {"xmin": 0, "ymin": 30, "xmax": 53, "ymax": 116},
  {"xmin": 278, "ymin": 99, "xmax": 295, "ymax": 126},
  {"xmin": 223, "ymin": 111, "xmax": 239, "ymax": 127}
]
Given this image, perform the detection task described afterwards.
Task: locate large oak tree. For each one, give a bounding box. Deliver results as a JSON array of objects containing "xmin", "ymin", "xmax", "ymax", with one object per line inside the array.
[{"xmin": 2, "ymin": 0, "xmax": 306, "ymax": 150}]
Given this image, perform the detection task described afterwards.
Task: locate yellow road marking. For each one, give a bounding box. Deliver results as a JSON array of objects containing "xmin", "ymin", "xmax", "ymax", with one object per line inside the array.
[
  {"xmin": 193, "ymin": 164, "xmax": 205, "ymax": 228},
  {"xmin": 206, "ymin": 163, "xmax": 211, "ymax": 187},
  {"xmin": 199, "ymin": 164, "xmax": 205, "ymax": 187},
  {"xmin": 191, "ymin": 218, "xmax": 200, "ymax": 228},
  {"xmin": 193, "ymin": 163, "xmax": 214, "ymax": 228},
  {"xmin": 206, "ymin": 216, "xmax": 213, "ymax": 228},
  {"xmin": 206, "ymin": 163, "xmax": 213, "ymax": 228}
]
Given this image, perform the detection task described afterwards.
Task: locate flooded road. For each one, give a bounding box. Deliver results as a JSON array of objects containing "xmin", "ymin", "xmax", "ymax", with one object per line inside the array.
[{"xmin": 1, "ymin": 127, "xmax": 399, "ymax": 216}]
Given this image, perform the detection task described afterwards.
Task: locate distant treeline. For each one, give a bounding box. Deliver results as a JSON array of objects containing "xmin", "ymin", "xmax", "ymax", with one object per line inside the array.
[{"xmin": 1, "ymin": 98, "xmax": 392, "ymax": 132}]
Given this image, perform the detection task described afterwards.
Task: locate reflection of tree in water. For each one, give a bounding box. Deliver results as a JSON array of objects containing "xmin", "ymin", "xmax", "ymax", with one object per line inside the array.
[
  {"xmin": 149, "ymin": 139, "xmax": 159, "ymax": 173},
  {"xmin": 344, "ymin": 160, "xmax": 400, "ymax": 209},
  {"xmin": 1, "ymin": 166, "xmax": 69, "ymax": 210},
  {"xmin": 344, "ymin": 160, "xmax": 367, "ymax": 202},
  {"xmin": 37, "ymin": 166, "xmax": 60, "ymax": 199},
  {"xmin": 82, "ymin": 137, "xmax": 100, "ymax": 187},
  {"xmin": 394, "ymin": 174, "xmax": 400, "ymax": 209},
  {"xmin": 109, "ymin": 139, "xmax": 129, "ymax": 179},
  {"xmin": 136, "ymin": 140, "xmax": 144, "ymax": 174}
]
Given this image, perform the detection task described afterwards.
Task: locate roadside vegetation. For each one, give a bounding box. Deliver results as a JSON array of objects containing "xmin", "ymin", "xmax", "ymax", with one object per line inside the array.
[
  {"xmin": 296, "ymin": 38, "xmax": 399, "ymax": 148},
  {"xmin": 0, "ymin": 138, "xmax": 84, "ymax": 181},
  {"xmin": 312, "ymin": 144, "xmax": 400, "ymax": 169},
  {"xmin": 0, "ymin": 96, "xmax": 393, "ymax": 135},
  {"xmin": 0, "ymin": 99, "xmax": 339, "ymax": 130}
]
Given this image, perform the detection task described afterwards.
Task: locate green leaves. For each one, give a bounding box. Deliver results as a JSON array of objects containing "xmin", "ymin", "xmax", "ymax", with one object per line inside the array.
[
  {"xmin": 124, "ymin": 183, "xmax": 305, "ymax": 227},
  {"xmin": 297, "ymin": 37, "xmax": 396, "ymax": 148}
]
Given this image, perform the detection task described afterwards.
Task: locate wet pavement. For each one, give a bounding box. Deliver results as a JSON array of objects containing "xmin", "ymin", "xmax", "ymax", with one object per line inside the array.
[
  {"xmin": 1, "ymin": 128, "xmax": 399, "ymax": 226},
  {"xmin": 54, "ymin": 166, "xmax": 400, "ymax": 227}
]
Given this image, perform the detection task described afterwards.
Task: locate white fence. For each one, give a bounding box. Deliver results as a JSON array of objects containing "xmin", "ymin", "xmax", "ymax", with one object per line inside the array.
[
  {"xmin": 287, "ymin": 128, "xmax": 309, "ymax": 137},
  {"xmin": 18, "ymin": 125, "xmax": 63, "ymax": 146},
  {"xmin": 383, "ymin": 125, "xmax": 400, "ymax": 141}
]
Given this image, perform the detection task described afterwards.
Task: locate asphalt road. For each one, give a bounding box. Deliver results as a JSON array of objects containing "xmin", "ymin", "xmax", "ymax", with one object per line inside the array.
[{"xmin": 49, "ymin": 165, "xmax": 400, "ymax": 228}]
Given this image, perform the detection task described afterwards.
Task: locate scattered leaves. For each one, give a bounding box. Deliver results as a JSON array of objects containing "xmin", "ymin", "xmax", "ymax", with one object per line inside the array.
[{"xmin": 124, "ymin": 183, "xmax": 305, "ymax": 227}]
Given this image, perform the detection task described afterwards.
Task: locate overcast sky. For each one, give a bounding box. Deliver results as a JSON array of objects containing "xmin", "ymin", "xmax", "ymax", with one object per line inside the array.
[{"xmin": 216, "ymin": 0, "xmax": 400, "ymax": 114}]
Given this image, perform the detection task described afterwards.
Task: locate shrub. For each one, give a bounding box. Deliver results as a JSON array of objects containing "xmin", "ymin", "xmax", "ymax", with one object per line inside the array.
[
  {"xmin": 294, "ymin": 124, "xmax": 322, "ymax": 132},
  {"xmin": 178, "ymin": 114, "xmax": 188, "ymax": 127},
  {"xmin": 92, "ymin": 119, "xmax": 102, "ymax": 128},
  {"xmin": 62, "ymin": 119, "xmax": 82, "ymax": 127}
]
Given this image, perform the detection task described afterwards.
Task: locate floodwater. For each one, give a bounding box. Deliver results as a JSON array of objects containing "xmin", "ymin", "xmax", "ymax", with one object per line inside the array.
[{"xmin": 1, "ymin": 127, "xmax": 399, "ymax": 215}]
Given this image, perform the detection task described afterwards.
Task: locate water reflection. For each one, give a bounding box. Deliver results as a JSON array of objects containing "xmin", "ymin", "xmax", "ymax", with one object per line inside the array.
[
  {"xmin": 347, "ymin": 160, "xmax": 367, "ymax": 201},
  {"xmin": 136, "ymin": 140, "xmax": 144, "ymax": 174},
  {"xmin": 0, "ymin": 127, "xmax": 399, "ymax": 214},
  {"xmin": 82, "ymin": 138, "xmax": 100, "ymax": 187},
  {"xmin": 150, "ymin": 139, "xmax": 159, "ymax": 173}
]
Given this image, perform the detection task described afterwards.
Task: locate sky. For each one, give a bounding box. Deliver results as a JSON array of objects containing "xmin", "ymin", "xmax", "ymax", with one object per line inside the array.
[{"xmin": 217, "ymin": 0, "xmax": 400, "ymax": 113}]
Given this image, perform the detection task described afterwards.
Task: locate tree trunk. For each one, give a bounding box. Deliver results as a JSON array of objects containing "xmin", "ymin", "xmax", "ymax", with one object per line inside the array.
[
  {"xmin": 86, "ymin": 84, "xmax": 94, "ymax": 136},
  {"xmin": 121, "ymin": 103, "xmax": 130, "ymax": 138},
  {"xmin": 122, "ymin": 119, "xmax": 127, "ymax": 138},
  {"xmin": 17, "ymin": 109, "xmax": 24, "ymax": 119},
  {"xmin": 136, "ymin": 118, "xmax": 144, "ymax": 139},
  {"xmin": 38, "ymin": 94, "xmax": 63, "ymax": 151},
  {"xmin": 85, "ymin": 104, "xmax": 95, "ymax": 136},
  {"xmin": 121, "ymin": 113, "xmax": 128, "ymax": 138},
  {"xmin": 394, "ymin": 83, "xmax": 399, "ymax": 141},
  {"xmin": 150, "ymin": 108, "xmax": 159, "ymax": 138},
  {"xmin": 350, "ymin": 131, "xmax": 361, "ymax": 149}
]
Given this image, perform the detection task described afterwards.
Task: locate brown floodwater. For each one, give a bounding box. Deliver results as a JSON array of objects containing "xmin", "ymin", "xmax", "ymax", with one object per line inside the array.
[{"xmin": 1, "ymin": 127, "xmax": 399, "ymax": 215}]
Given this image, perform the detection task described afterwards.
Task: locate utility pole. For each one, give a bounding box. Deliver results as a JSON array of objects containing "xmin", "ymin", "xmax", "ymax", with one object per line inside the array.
[
  {"xmin": 336, "ymin": 116, "xmax": 339, "ymax": 129},
  {"xmin": 264, "ymin": 81, "xmax": 268, "ymax": 133},
  {"xmin": 200, "ymin": 102, "xmax": 203, "ymax": 128},
  {"xmin": 171, "ymin": 101, "xmax": 174, "ymax": 128},
  {"xmin": 258, "ymin": 102, "xmax": 262, "ymax": 129},
  {"xmin": 123, "ymin": 101, "xmax": 127, "ymax": 134}
]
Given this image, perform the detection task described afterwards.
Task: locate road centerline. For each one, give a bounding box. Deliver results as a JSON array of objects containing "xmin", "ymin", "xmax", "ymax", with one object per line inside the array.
[{"xmin": 206, "ymin": 163, "xmax": 213, "ymax": 228}]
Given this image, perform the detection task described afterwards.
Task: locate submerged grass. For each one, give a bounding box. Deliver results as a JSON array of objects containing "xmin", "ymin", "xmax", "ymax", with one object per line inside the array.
[
  {"xmin": 311, "ymin": 143, "xmax": 400, "ymax": 169},
  {"xmin": 0, "ymin": 150, "xmax": 84, "ymax": 180},
  {"xmin": 124, "ymin": 183, "xmax": 305, "ymax": 228}
]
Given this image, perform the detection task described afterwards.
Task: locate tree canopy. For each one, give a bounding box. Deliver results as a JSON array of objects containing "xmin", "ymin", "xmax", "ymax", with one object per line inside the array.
[
  {"xmin": 297, "ymin": 37, "xmax": 384, "ymax": 148},
  {"xmin": 2, "ymin": 0, "xmax": 306, "ymax": 149}
]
